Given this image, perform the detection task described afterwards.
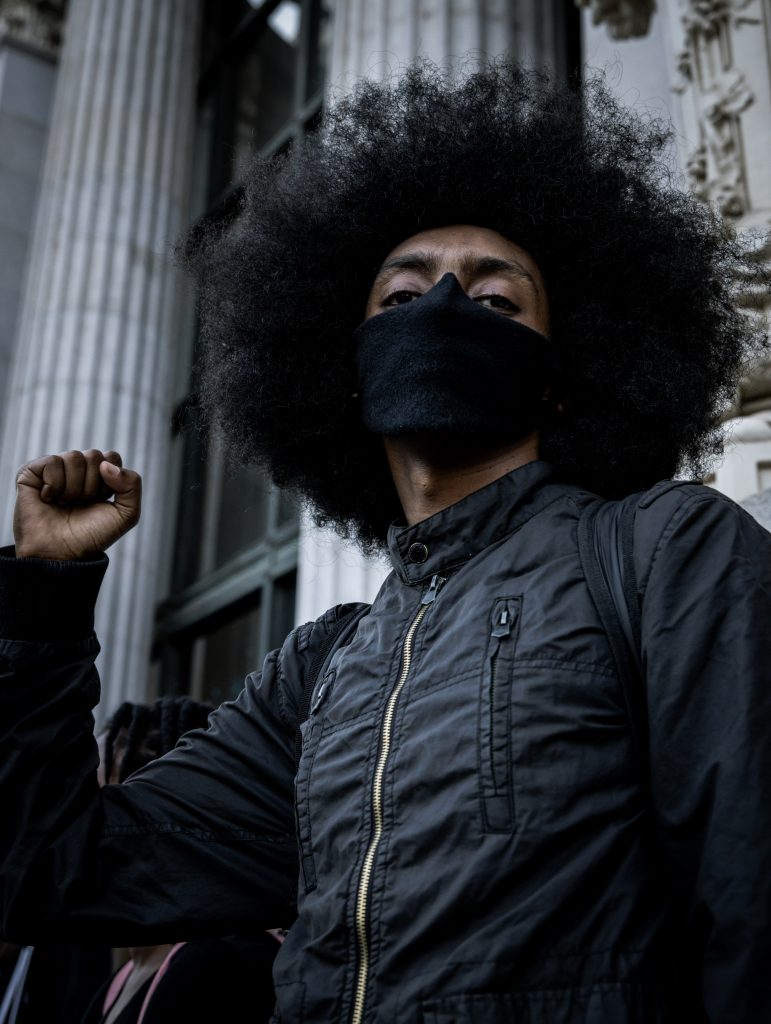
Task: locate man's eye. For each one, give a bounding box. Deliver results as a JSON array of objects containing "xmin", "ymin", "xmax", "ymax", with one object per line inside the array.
[
  {"xmin": 382, "ymin": 290, "xmax": 419, "ymax": 306},
  {"xmin": 475, "ymin": 294, "xmax": 519, "ymax": 312}
]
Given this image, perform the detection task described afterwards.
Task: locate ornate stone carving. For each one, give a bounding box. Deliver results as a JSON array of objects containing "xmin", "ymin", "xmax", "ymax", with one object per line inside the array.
[
  {"xmin": 735, "ymin": 223, "xmax": 771, "ymax": 412},
  {"xmin": 673, "ymin": 0, "xmax": 759, "ymax": 217},
  {"xmin": 735, "ymin": 219, "xmax": 771, "ymax": 396},
  {"xmin": 680, "ymin": 0, "xmax": 758, "ymax": 35},
  {"xmin": 575, "ymin": 0, "xmax": 656, "ymax": 39},
  {"xmin": 0, "ymin": 0, "xmax": 64, "ymax": 55},
  {"xmin": 735, "ymin": 225, "xmax": 771, "ymax": 314}
]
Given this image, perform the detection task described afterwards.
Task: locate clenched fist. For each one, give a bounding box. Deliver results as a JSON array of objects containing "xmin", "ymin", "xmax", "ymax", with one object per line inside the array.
[{"xmin": 14, "ymin": 449, "xmax": 142, "ymax": 560}]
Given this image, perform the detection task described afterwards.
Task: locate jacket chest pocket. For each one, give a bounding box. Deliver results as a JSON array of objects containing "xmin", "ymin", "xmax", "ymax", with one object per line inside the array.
[{"xmin": 478, "ymin": 597, "xmax": 522, "ymax": 833}]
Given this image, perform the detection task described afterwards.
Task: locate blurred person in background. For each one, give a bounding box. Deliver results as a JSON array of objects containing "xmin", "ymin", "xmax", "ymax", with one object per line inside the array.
[{"xmin": 81, "ymin": 697, "xmax": 280, "ymax": 1024}]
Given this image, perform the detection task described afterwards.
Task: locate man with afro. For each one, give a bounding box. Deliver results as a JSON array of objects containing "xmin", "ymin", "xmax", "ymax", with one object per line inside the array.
[{"xmin": 0, "ymin": 61, "xmax": 770, "ymax": 1023}]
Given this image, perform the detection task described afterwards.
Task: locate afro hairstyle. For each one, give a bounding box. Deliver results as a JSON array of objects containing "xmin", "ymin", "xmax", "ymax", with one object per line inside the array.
[{"xmin": 183, "ymin": 59, "xmax": 765, "ymax": 552}]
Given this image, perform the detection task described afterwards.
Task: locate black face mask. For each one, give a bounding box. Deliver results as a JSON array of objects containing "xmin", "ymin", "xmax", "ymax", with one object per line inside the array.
[{"xmin": 353, "ymin": 272, "xmax": 562, "ymax": 441}]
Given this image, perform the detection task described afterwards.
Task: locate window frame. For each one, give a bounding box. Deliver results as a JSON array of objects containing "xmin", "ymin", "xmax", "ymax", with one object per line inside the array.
[{"xmin": 152, "ymin": 0, "xmax": 329, "ymax": 700}]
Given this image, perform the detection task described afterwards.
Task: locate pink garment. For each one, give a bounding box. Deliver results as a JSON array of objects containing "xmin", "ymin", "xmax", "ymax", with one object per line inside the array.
[
  {"xmin": 101, "ymin": 930, "xmax": 283, "ymax": 1021},
  {"xmin": 101, "ymin": 943, "xmax": 186, "ymax": 1024}
]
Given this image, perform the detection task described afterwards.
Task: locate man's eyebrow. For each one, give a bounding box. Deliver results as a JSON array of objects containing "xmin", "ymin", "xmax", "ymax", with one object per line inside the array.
[
  {"xmin": 375, "ymin": 251, "xmax": 442, "ymax": 279},
  {"xmin": 463, "ymin": 254, "xmax": 538, "ymax": 291},
  {"xmin": 373, "ymin": 250, "xmax": 539, "ymax": 294}
]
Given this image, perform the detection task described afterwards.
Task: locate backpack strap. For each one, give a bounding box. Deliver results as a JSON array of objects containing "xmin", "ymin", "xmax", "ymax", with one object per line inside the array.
[
  {"xmin": 578, "ymin": 496, "xmax": 648, "ymax": 772},
  {"xmin": 136, "ymin": 943, "xmax": 187, "ymax": 1024},
  {"xmin": 101, "ymin": 958, "xmax": 135, "ymax": 1018},
  {"xmin": 294, "ymin": 603, "xmax": 370, "ymax": 769}
]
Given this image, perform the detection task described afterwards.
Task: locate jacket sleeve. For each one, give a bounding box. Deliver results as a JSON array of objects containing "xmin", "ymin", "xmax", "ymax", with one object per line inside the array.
[
  {"xmin": 638, "ymin": 489, "xmax": 771, "ymax": 1022},
  {"xmin": 0, "ymin": 545, "xmax": 308, "ymax": 946}
]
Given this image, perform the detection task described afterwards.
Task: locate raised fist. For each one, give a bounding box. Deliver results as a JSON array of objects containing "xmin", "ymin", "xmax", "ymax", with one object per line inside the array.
[{"xmin": 13, "ymin": 449, "xmax": 142, "ymax": 560}]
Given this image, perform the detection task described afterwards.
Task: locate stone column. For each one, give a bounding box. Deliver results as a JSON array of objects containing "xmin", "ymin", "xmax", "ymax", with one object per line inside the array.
[
  {"xmin": 710, "ymin": 412, "xmax": 771, "ymax": 501},
  {"xmin": 0, "ymin": 1, "xmax": 62, "ymax": 406},
  {"xmin": 328, "ymin": 0, "xmax": 570, "ymax": 84},
  {"xmin": 580, "ymin": 4, "xmax": 679, "ymax": 128},
  {"xmin": 0, "ymin": 0, "xmax": 201, "ymax": 714},
  {"xmin": 296, "ymin": 0, "xmax": 573, "ymax": 625}
]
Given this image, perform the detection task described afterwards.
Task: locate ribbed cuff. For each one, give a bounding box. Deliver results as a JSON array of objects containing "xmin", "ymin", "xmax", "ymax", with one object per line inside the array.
[{"xmin": 0, "ymin": 544, "xmax": 109, "ymax": 642}]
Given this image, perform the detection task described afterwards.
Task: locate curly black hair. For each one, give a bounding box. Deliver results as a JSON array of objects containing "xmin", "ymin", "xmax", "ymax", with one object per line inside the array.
[
  {"xmin": 103, "ymin": 697, "xmax": 213, "ymax": 784},
  {"xmin": 183, "ymin": 59, "xmax": 765, "ymax": 551}
]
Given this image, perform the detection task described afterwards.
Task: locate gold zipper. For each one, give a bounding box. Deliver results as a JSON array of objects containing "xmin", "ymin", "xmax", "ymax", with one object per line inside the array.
[{"xmin": 350, "ymin": 573, "xmax": 444, "ymax": 1024}]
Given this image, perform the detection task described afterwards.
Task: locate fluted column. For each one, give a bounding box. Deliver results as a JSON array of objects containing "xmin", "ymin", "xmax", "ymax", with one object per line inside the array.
[
  {"xmin": 296, "ymin": 0, "xmax": 570, "ymax": 624},
  {"xmin": 329, "ymin": 0, "xmax": 568, "ymax": 86},
  {"xmin": 0, "ymin": 0, "xmax": 201, "ymax": 712},
  {"xmin": 0, "ymin": 2, "xmax": 61, "ymax": 408},
  {"xmin": 296, "ymin": 511, "xmax": 392, "ymax": 624}
]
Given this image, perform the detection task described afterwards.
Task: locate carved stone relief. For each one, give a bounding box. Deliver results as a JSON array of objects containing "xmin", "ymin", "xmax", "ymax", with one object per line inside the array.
[
  {"xmin": 575, "ymin": 0, "xmax": 656, "ymax": 39},
  {"xmin": 736, "ymin": 221, "xmax": 771, "ymax": 409},
  {"xmin": 0, "ymin": 0, "xmax": 64, "ymax": 55},
  {"xmin": 671, "ymin": 0, "xmax": 771, "ymax": 415},
  {"xmin": 673, "ymin": 0, "xmax": 760, "ymax": 218}
]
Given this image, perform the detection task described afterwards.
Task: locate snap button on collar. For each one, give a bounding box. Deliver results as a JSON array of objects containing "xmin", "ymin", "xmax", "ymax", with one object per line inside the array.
[{"xmin": 407, "ymin": 542, "xmax": 429, "ymax": 564}]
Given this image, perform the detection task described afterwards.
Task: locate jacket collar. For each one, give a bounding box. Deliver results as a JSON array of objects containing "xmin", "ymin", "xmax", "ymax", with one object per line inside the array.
[{"xmin": 387, "ymin": 459, "xmax": 558, "ymax": 585}]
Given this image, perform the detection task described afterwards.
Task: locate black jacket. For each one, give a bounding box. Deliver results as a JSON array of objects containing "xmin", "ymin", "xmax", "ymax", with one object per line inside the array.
[{"xmin": 1, "ymin": 460, "xmax": 770, "ymax": 1023}]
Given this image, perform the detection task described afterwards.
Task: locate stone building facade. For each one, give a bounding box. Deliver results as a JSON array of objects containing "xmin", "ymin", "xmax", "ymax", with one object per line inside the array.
[{"xmin": 0, "ymin": 0, "xmax": 768, "ymax": 715}]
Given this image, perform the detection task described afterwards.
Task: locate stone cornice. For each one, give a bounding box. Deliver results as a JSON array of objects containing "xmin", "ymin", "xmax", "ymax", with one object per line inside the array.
[
  {"xmin": 0, "ymin": 0, "xmax": 64, "ymax": 57},
  {"xmin": 575, "ymin": 0, "xmax": 656, "ymax": 39}
]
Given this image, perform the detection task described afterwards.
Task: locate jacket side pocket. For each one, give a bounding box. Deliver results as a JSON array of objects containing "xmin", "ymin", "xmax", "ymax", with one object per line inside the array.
[
  {"xmin": 272, "ymin": 980, "xmax": 306, "ymax": 1024},
  {"xmin": 294, "ymin": 670, "xmax": 335, "ymax": 892},
  {"xmin": 478, "ymin": 597, "xmax": 521, "ymax": 833}
]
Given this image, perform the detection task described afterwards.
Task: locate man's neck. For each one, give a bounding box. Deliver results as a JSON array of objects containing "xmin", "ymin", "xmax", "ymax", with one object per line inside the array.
[
  {"xmin": 127, "ymin": 943, "xmax": 174, "ymax": 970},
  {"xmin": 383, "ymin": 432, "xmax": 540, "ymax": 527}
]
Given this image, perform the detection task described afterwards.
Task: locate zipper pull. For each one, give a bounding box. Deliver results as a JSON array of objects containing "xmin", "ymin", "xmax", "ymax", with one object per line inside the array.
[
  {"xmin": 491, "ymin": 603, "xmax": 513, "ymax": 638},
  {"xmin": 421, "ymin": 573, "xmax": 446, "ymax": 605},
  {"xmin": 310, "ymin": 676, "xmax": 332, "ymax": 715}
]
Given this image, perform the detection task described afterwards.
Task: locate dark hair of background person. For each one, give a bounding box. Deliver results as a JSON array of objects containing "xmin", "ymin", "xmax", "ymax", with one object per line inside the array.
[
  {"xmin": 182, "ymin": 58, "xmax": 768, "ymax": 553},
  {"xmin": 103, "ymin": 697, "xmax": 213, "ymax": 785}
]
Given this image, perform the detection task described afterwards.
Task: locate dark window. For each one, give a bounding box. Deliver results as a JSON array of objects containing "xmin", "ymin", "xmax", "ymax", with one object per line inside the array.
[{"xmin": 154, "ymin": 0, "xmax": 327, "ymax": 704}]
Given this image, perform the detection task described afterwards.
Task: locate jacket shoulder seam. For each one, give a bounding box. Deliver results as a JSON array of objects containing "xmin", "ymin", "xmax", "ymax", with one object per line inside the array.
[{"xmin": 641, "ymin": 488, "xmax": 729, "ymax": 594}]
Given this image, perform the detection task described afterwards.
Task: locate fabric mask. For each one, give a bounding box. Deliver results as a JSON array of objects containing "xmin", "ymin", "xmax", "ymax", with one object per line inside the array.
[{"xmin": 353, "ymin": 272, "xmax": 562, "ymax": 440}]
